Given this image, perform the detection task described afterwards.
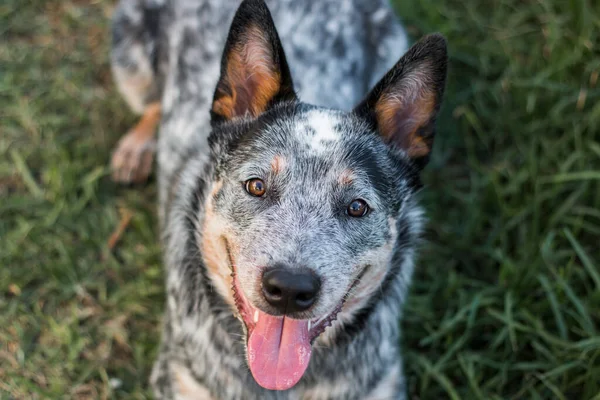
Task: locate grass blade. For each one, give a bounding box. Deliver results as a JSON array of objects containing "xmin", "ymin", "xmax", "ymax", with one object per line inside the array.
[{"xmin": 563, "ymin": 228, "xmax": 600, "ymax": 290}]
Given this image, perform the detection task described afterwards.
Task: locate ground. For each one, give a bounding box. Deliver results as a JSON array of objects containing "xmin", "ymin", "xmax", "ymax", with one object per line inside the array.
[{"xmin": 1, "ymin": 0, "xmax": 599, "ymax": 399}]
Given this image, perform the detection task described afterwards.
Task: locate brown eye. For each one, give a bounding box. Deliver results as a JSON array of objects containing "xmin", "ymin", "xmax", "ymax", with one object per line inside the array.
[
  {"xmin": 245, "ymin": 178, "xmax": 266, "ymax": 197},
  {"xmin": 347, "ymin": 199, "xmax": 369, "ymax": 217}
]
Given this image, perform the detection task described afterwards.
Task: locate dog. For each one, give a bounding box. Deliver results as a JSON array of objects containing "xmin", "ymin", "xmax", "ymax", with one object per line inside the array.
[{"xmin": 110, "ymin": 0, "xmax": 447, "ymax": 398}]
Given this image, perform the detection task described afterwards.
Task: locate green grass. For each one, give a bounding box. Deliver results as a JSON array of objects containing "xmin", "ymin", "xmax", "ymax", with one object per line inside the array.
[{"xmin": 1, "ymin": 0, "xmax": 598, "ymax": 398}]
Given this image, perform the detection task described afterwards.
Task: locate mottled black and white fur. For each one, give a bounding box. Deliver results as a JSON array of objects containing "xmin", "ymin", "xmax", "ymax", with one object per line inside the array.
[{"xmin": 111, "ymin": 0, "xmax": 447, "ymax": 398}]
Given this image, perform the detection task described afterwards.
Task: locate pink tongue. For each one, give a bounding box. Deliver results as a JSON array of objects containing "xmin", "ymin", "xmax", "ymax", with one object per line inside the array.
[{"xmin": 247, "ymin": 309, "xmax": 312, "ymax": 390}]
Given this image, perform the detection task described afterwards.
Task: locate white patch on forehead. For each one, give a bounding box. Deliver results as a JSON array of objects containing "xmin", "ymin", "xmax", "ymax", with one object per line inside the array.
[{"xmin": 299, "ymin": 110, "xmax": 342, "ymax": 154}]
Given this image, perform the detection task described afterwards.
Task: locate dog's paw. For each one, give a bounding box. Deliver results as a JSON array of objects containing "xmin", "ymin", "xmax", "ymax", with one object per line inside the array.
[{"xmin": 111, "ymin": 129, "xmax": 156, "ymax": 184}]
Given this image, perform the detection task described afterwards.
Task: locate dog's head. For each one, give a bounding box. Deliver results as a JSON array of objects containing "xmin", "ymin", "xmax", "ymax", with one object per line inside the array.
[{"xmin": 200, "ymin": 0, "xmax": 447, "ymax": 391}]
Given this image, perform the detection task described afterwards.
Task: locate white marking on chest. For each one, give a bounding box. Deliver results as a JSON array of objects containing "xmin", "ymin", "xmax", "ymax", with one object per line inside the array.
[{"xmin": 300, "ymin": 110, "xmax": 341, "ymax": 154}]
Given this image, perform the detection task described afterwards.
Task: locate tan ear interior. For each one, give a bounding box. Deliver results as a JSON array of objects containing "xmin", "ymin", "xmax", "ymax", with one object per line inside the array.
[
  {"xmin": 374, "ymin": 90, "xmax": 436, "ymax": 158},
  {"xmin": 212, "ymin": 26, "xmax": 282, "ymax": 119}
]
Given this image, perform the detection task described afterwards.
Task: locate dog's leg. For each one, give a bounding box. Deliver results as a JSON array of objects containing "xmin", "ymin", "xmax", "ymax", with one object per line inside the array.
[
  {"xmin": 110, "ymin": 0, "xmax": 163, "ymax": 183},
  {"xmin": 111, "ymin": 102, "xmax": 160, "ymax": 183}
]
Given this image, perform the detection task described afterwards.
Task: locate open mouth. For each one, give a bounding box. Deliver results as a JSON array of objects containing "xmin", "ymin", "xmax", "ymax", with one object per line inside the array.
[
  {"xmin": 231, "ymin": 268, "xmax": 343, "ymax": 391},
  {"xmin": 225, "ymin": 241, "xmax": 346, "ymax": 391}
]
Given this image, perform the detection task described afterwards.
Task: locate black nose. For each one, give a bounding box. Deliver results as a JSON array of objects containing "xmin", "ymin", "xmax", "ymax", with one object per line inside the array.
[{"xmin": 261, "ymin": 267, "xmax": 321, "ymax": 314}]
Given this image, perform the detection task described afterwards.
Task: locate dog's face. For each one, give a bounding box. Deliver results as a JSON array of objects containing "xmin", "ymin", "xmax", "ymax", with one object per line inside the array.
[{"xmin": 200, "ymin": 0, "xmax": 447, "ymax": 392}]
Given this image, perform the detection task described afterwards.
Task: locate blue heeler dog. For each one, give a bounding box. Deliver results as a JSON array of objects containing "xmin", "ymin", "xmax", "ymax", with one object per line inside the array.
[{"xmin": 110, "ymin": 0, "xmax": 447, "ymax": 398}]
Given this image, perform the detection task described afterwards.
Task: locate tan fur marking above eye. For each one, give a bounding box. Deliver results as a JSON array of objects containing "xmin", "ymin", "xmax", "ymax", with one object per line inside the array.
[
  {"xmin": 200, "ymin": 181, "xmax": 237, "ymax": 308},
  {"xmin": 338, "ymin": 168, "xmax": 355, "ymax": 186},
  {"xmin": 212, "ymin": 25, "xmax": 281, "ymax": 119},
  {"xmin": 270, "ymin": 155, "xmax": 287, "ymax": 174}
]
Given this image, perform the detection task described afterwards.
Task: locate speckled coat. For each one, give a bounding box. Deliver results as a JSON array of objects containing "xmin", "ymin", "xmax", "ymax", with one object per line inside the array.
[{"xmin": 110, "ymin": 0, "xmax": 447, "ymax": 399}]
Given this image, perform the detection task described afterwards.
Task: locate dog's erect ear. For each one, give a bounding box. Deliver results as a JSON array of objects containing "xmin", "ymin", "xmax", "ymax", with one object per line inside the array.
[
  {"xmin": 211, "ymin": 0, "xmax": 295, "ymax": 122},
  {"xmin": 354, "ymin": 34, "xmax": 447, "ymax": 168}
]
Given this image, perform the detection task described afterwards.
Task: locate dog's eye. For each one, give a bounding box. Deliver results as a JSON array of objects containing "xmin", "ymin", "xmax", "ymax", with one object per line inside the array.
[
  {"xmin": 347, "ymin": 199, "xmax": 369, "ymax": 217},
  {"xmin": 245, "ymin": 178, "xmax": 266, "ymax": 197}
]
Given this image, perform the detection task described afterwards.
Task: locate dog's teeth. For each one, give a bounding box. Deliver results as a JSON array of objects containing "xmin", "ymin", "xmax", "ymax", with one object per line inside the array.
[
  {"xmin": 253, "ymin": 310, "xmax": 259, "ymax": 323},
  {"xmin": 308, "ymin": 320, "xmax": 312, "ymax": 331}
]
